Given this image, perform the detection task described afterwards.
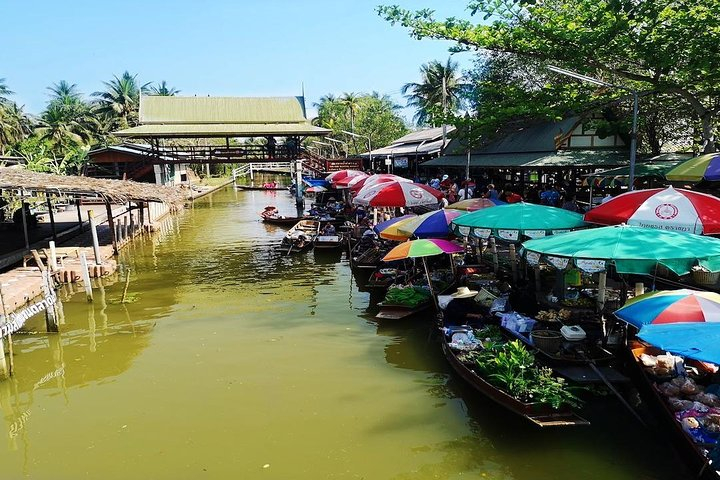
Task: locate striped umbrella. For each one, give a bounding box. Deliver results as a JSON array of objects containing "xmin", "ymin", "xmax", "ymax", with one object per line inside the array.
[
  {"xmin": 382, "ymin": 239, "xmax": 463, "ymax": 261},
  {"xmin": 615, "ymin": 289, "xmax": 720, "ymax": 364},
  {"xmin": 353, "ymin": 182, "xmax": 444, "ymax": 208},
  {"xmin": 396, "ymin": 209, "xmax": 467, "ymax": 239},
  {"xmin": 373, "ymin": 214, "xmax": 417, "ymax": 241},
  {"xmin": 447, "ymin": 198, "xmax": 506, "ymax": 211},
  {"xmin": 326, "ymin": 170, "xmax": 366, "ymax": 184},
  {"xmin": 584, "ymin": 186, "xmax": 720, "ymax": 235},
  {"xmin": 666, "ymin": 153, "xmax": 720, "ymax": 182},
  {"xmin": 350, "ymin": 174, "xmax": 411, "ymax": 193}
]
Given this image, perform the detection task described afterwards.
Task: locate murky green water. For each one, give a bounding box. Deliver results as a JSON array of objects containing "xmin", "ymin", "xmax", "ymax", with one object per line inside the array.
[{"xmin": 0, "ymin": 184, "xmax": 690, "ymax": 479}]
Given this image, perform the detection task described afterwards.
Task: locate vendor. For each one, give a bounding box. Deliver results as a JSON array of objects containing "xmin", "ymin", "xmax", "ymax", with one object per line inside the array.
[
  {"xmin": 321, "ymin": 223, "xmax": 336, "ymax": 236},
  {"xmin": 443, "ymin": 287, "xmax": 489, "ymax": 326}
]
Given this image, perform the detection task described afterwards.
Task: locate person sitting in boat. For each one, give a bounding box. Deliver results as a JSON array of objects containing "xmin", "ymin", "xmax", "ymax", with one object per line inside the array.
[
  {"xmin": 443, "ymin": 287, "xmax": 489, "ymax": 327},
  {"xmin": 295, "ymin": 234, "xmax": 308, "ymax": 249},
  {"xmin": 261, "ymin": 206, "xmax": 279, "ymax": 219},
  {"xmin": 262, "ymin": 181, "xmax": 278, "ymax": 189},
  {"xmin": 322, "ymin": 223, "xmax": 336, "ymax": 236},
  {"xmin": 326, "ymin": 197, "xmax": 337, "ymax": 210}
]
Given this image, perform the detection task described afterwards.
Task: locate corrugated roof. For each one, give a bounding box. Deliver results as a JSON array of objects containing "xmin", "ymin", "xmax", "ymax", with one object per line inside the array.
[
  {"xmin": 366, "ymin": 139, "xmax": 446, "ymax": 157},
  {"xmin": 444, "ymin": 117, "xmax": 581, "ymax": 155},
  {"xmin": 115, "ymin": 123, "xmax": 330, "ymax": 138},
  {"xmin": 390, "ymin": 126, "xmax": 455, "ymax": 144},
  {"xmin": 139, "ymin": 96, "xmax": 308, "ymax": 124},
  {"xmin": 425, "ymin": 150, "xmax": 629, "ymax": 168}
]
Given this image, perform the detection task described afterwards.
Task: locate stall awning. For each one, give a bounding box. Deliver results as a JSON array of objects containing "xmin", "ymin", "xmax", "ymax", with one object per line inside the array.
[
  {"xmin": 115, "ymin": 123, "xmax": 330, "ymax": 138},
  {"xmin": 583, "ymin": 160, "xmax": 688, "ymax": 181},
  {"xmin": 424, "ymin": 150, "xmax": 630, "ymax": 169}
]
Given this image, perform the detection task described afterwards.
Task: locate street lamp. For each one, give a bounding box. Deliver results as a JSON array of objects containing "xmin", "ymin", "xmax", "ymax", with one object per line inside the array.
[
  {"xmin": 326, "ymin": 137, "xmax": 349, "ymax": 157},
  {"xmin": 312, "ymin": 140, "xmax": 338, "ymax": 157},
  {"xmin": 341, "ymin": 130, "xmax": 373, "ymax": 170},
  {"xmin": 547, "ymin": 65, "xmax": 639, "ymax": 190}
]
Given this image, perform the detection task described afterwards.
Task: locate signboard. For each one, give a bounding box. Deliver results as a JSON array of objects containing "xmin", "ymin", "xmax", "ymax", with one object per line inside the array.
[
  {"xmin": 0, "ymin": 271, "xmax": 56, "ymax": 338},
  {"xmin": 546, "ymin": 255, "xmax": 570, "ymax": 270},
  {"xmin": 497, "ymin": 229, "xmax": 520, "ymax": 241},
  {"xmin": 524, "ymin": 230, "xmax": 546, "ymax": 239},
  {"xmin": 393, "ymin": 157, "xmax": 408, "ymax": 168},
  {"xmin": 526, "ymin": 251, "xmax": 541, "ymax": 266},
  {"xmin": 576, "ymin": 258, "xmax": 607, "ymax": 273},
  {"xmin": 384, "ymin": 158, "xmax": 392, "ymax": 166}
]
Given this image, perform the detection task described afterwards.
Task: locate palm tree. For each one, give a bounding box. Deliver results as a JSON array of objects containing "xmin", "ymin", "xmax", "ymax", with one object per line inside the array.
[
  {"xmin": 148, "ymin": 80, "xmax": 180, "ymax": 96},
  {"xmin": 0, "ymin": 102, "xmax": 32, "ymax": 154},
  {"xmin": 92, "ymin": 71, "xmax": 149, "ymax": 130},
  {"xmin": 48, "ymin": 81, "xmax": 83, "ymax": 106},
  {"xmin": 338, "ymin": 92, "xmax": 362, "ymax": 152},
  {"xmin": 402, "ymin": 58, "xmax": 466, "ymax": 126},
  {"xmin": 0, "ymin": 78, "xmax": 13, "ymax": 105},
  {"xmin": 36, "ymin": 103, "xmax": 97, "ymax": 152}
]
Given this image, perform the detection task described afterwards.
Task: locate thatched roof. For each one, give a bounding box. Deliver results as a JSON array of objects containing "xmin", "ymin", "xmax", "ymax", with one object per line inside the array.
[{"xmin": 0, "ymin": 167, "xmax": 187, "ymax": 205}]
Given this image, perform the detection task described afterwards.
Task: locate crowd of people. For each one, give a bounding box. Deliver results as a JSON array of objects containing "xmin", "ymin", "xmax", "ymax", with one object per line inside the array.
[{"xmin": 426, "ymin": 173, "xmax": 588, "ymax": 213}]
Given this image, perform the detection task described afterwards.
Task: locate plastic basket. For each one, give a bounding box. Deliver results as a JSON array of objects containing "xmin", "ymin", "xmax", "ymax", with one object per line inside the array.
[{"xmin": 692, "ymin": 270, "xmax": 720, "ymax": 286}]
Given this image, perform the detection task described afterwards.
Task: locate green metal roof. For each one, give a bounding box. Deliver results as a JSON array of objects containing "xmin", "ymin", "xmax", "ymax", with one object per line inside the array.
[
  {"xmin": 584, "ymin": 159, "xmax": 688, "ymax": 180},
  {"xmin": 139, "ymin": 96, "xmax": 309, "ymax": 124},
  {"xmin": 425, "ymin": 150, "xmax": 629, "ymax": 168},
  {"xmin": 114, "ymin": 123, "xmax": 331, "ymax": 138}
]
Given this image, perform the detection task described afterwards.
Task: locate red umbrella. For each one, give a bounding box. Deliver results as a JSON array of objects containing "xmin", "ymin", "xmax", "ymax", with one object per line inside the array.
[
  {"xmin": 325, "ymin": 170, "xmax": 365, "ymax": 184},
  {"xmin": 350, "ymin": 174, "xmax": 410, "ymax": 193},
  {"xmin": 334, "ymin": 173, "xmax": 369, "ymax": 188},
  {"xmin": 584, "ymin": 186, "xmax": 720, "ymax": 235},
  {"xmin": 352, "ymin": 181, "xmax": 444, "ymax": 207}
]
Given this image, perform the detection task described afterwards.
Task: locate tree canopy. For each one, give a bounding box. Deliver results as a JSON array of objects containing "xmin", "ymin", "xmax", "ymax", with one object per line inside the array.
[
  {"xmin": 379, "ymin": 0, "xmax": 720, "ymax": 152},
  {"xmin": 402, "ymin": 58, "xmax": 467, "ymax": 126}
]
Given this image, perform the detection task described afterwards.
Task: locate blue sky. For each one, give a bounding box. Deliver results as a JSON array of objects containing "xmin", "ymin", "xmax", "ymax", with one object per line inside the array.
[{"xmin": 1, "ymin": 0, "xmax": 475, "ymax": 121}]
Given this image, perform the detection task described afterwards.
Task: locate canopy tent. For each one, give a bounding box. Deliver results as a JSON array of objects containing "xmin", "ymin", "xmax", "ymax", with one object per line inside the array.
[
  {"xmin": 451, "ymin": 203, "xmax": 586, "ymax": 242},
  {"xmin": 522, "ymin": 225, "xmax": 720, "ymax": 275}
]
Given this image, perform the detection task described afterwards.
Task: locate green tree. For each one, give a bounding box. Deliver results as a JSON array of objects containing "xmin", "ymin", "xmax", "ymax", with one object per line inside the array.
[
  {"xmin": 92, "ymin": 71, "xmax": 149, "ymax": 130},
  {"xmin": 315, "ymin": 92, "xmax": 408, "ymax": 155},
  {"xmin": 147, "ymin": 80, "xmax": 180, "ymax": 96},
  {"xmin": 0, "ymin": 78, "xmax": 13, "ymax": 105},
  {"xmin": 379, "ymin": 0, "xmax": 720, "ymax": 152},
  {"xmin": 402, "ymin": 58, "xmax": 466, "ymax": 126},
  {"xmin": 48, "ymin": 80, "xmax": 83, "ymax": 106},
  {"xmin": 35, "ymin": 102, "xmax": 97, "ymax": 152},
  {"xmin": 0, "ymin": 101, "xmax": 32, "ymax": 154}
]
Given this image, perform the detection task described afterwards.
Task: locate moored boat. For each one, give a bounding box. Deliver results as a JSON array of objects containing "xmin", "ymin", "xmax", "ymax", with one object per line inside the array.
[
  {"xmin": 627, "ymin": 341, "xmax": 720, "ymax": 480},
  {"xmin": 314, "ymin": 232, "xmax": 345, "ymax": 249},
  {"xmin": 441, "ymin": 325, "xmax": 589, "ymax": 427},
  {"xmin": 280, "ymin": 220, "xmax": 320, "ymax": 254},
  {"xmin": 236, "ymin": 184, "xmax": 288, "ymax": 191}
]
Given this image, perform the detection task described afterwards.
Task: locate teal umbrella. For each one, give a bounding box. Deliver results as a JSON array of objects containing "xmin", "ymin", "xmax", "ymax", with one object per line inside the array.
[
  {"xmin": 451, "ymin": 202, "xmax": 587, "ymax": 242},
  {"xmin": 522, "ymin": 224, "xmax": 720, "ymax": 275}
]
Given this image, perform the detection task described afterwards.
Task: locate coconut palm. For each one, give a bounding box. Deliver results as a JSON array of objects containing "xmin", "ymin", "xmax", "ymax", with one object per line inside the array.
[
  {"xmin": 0, "ymin": 102, "xmax": 32, "ymax": 154},
  {"xmin": 48, "ymin": 80, "xmax": 83, "ymax": 106},
  {"xmin": 35, "ymin": 103, "xmax": 97, "ymax": 152},
  {"xmin": 92, "ymin": 71, "xmax": 149, "ymax": 130},
  {"xmin": 0, "ymin": 78, "xmax": 13, "ymax": 107},
  {"xmin": 402, "ymin": 58, "xmax": 466, "ymax": 126},
  {"xmin": 148, "ymin": 81, "xmax": 180, "ymax": 96}
]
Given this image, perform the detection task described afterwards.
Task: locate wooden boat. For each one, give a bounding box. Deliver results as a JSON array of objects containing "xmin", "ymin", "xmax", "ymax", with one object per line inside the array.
[
  {"xmin": 262, "ymin": 216, "xmax": 305, "ymax": 226},
  {"xmin": 627, "ymin": 341, "xmax": 720, "ymax": 480},
  {"xmin": 441, "ymin": 332, "xmax": 590, "ymax": 427},
  {"xmin": 280, "ymin": 220, "xmax": 320, "ymax": 253},
  {"xmin": 350, "ymin": 242, "xmax": 388, "ymax": 270},
  {"xmin": 236, "ymin": 184, "xmax": 287, "ymax": 191},
  {"xmin": 375, "ymin": 279, "xmax": 451, "ymax": 320},
  {"xmin": 365, "ymin": 267, "xmax": 406, "ymax": 290},
  {"xmin": 314, "ymin": 232, "xmax": 345, "ymax": 249},
  {"xmin": 502, "ymin": 325, "xmax": 615, "ymax": 366}
]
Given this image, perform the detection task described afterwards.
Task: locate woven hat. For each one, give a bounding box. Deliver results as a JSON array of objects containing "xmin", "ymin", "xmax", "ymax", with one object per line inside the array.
[{"xmin": 451, "ymin": 286, "xmax": 478, "ymax": 299}]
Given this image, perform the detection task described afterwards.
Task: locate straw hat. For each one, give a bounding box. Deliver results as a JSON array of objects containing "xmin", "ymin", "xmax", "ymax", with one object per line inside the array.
[{"xmin": 451, "ymin": 286, "xmax": 478, "ymax": 299}]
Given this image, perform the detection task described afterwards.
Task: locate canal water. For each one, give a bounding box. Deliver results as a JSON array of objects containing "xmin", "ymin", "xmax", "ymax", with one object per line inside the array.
[{"xmin": 0, "ymin": 185, "xmax": 690, "ymax": 479}]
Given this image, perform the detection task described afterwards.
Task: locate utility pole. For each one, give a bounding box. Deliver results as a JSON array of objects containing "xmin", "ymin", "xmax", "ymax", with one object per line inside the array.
[{"xmin": 442, "ymin": 76, "xmax": 447, "ymax": 148}]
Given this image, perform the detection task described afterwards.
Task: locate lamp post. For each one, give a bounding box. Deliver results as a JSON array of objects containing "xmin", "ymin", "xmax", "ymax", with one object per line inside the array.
[
  {"xmin": 548, "ymin": 65, "xmax": 638, "ymax": 190},
  {"xmin": 312, "ymin": 140, "xmax": 338, "ymax": 157},
  {"xmin": 342, "ymin": 130, "xmax": 373, "ymax": 171},
  {"xmin": 326, "ymin": 137, "xmax": 349, "ymax": 158}
]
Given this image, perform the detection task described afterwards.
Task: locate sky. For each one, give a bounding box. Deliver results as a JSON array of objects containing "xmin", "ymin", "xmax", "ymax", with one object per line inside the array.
[{"xmin": 0, "ymin": 0, "xmax": 476, "ymax": 121}]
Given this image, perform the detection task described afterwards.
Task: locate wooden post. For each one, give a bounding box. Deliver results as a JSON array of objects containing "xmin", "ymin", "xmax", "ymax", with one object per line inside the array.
[
  {"xmin": 31, "ymin": 249, "xmax": 46, "ymax": 273},
  {"xmin": 105, "ymin": 201, "xmax": 119, "ymax": 255},
  {"xmin": 509, "ymin": 244, "xmax": 518, "ymax": 285},
  {"xmin": 129, "ymin": 203, "xmax": 135, "ymax": 235},
  {"xmin": 597, "ymin": 271, "xmax": 607, "ymax": 312},
  {"xmin": 489, "ymin": 237, "xmax": 499, "ymax": 273},
  {"xmin": 76, "ymin": 199, "xmax": 83, "ymax": 231},
  {"xmin": 46, "ymin": 196, "xmax": 57, "ymax": 243},
  {"xmin": 48, "ymin": 240, "xmax": 58, "ymax": 271},
  {"xmin": 42, "ymin": 270, "xmax": 58, "ymax": 333},
  {"xmin": 0, "ymin": 285, "xmax": 12, "ymax": 377},
  {"xmin": 87, "ymin": 210, "xmax": 102, "ymax": 265},
  {"xmin": 534, "ymin": 266, "xmax": 542, "ymax": 296},
  {"xmin": 138, "ymin": 202, "xmax": 145, "ymax": 232},
  {"xmin": 20, "ymin": 202, "xmax": 30, "ymax": 251},
  {"xmin": 115, "ymin": 223, "xmax": 122, "ymax": 245},
  {"xmin": 79, "ymin": 252, "xmax": 94, "ymax": 302},
  {"xmin": 422, "ymin": 257, "xmax": 439, "ymax": 311}
]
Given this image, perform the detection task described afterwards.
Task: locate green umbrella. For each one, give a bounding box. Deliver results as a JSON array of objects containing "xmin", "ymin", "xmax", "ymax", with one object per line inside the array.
[
  {"xmin": 522, "ymin": 224, "xmax": 720, "ymax": 275},
  {"xmin": 451, "ymin": 202, "xmax": 587, "ymax": 242}
]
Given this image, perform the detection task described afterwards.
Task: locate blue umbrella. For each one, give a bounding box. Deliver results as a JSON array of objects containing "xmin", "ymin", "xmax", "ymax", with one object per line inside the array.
[{"xmin": 636, "ymin": 323, "xmax": 720, "ymax": 365}]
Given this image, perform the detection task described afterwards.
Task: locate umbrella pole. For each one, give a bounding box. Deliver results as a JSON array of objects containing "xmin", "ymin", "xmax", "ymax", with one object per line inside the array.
[{"xmin": 422, "ymin": 257, "xmax": 439, "ymax": 311}]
